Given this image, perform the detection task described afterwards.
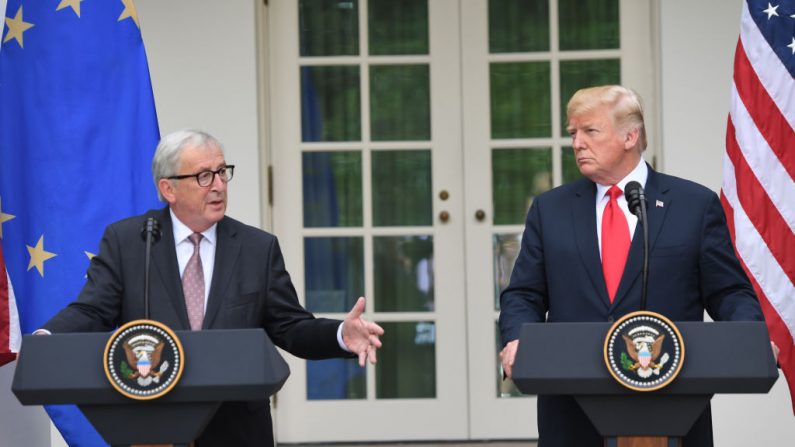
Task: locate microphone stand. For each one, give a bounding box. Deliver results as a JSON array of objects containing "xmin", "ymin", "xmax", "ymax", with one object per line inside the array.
[
  {"xmin": 625, "ymin": 182, "xmax": 649, "ymax": 311},
  {"xmin": 637, "ymin": 190, "xmax": 649, "ymax": 311},
  {"xmin": 141, "ymin": 218, "xmax": 161, "ymax": 320}
]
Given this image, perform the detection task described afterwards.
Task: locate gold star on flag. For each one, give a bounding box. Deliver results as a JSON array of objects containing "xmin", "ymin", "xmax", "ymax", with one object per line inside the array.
[
  {"xmin": 27, "ymin": 235, "xmax": 57, "ymax": 277},
  {"xmin": 0, "ymin": 197, "xmax": 15, "ymax": 239},
  {"xmin": 56, "ymin": 0, "xmax": 84, "ymax": 18},
  {"xmin": 3, "ymin": 5, "xmax": 35, "ymax": 48},
  {"xmin": 118, "ymin": 0, "xmax": 141, "ymax": 29}
]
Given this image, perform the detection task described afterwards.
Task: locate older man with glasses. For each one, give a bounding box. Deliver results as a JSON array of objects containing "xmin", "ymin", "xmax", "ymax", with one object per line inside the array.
[{"xmin": 40, "ymin": 129, "xmax": 384, "ymax": 447}]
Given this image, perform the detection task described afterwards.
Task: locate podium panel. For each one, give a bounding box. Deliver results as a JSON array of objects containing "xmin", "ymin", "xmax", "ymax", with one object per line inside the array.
[
  {"xmin": 512, "ymin": 321, "xmax": 777, "ymax": 437},
  {"xmin": 12, "ymin": 328, "xmax": 290, "ymax": 445}
]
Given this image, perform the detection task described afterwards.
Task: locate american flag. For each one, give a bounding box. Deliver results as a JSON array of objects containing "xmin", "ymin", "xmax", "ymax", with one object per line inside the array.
[{"xmin": 721, "ymin": 0, "xmax": 795, "ymax": 413}]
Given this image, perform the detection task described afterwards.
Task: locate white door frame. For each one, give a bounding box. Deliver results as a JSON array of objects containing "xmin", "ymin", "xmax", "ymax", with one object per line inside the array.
[{"xmin": 268, "ymin": 0, "xmax": 469, "ymax": 442}]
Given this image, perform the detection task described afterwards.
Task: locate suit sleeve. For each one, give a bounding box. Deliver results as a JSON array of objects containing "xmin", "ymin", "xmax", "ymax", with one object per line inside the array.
[
  {"xmin": 262, "ymin": 237, "xmax": 349, "ymax": 359},
  {"xmin": 699, "ymin": 193, "xmax": 763, "ymax": 322},
  {"xmin": 42, "ymin": 224, "xmax": 124, "ymax": 333},
  {"xmin": 498, "ymin": 199, "xmax": 549, "ymax": 346}
]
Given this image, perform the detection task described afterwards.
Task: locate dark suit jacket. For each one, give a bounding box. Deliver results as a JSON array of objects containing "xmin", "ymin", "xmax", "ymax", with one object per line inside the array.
[
  {"xmin": 499, "ymin": 167, "xmax": 763, "ymax": 447},
  {"xmin": 44, "ymin": 207, "xmax": 348, "ymax": 447}
]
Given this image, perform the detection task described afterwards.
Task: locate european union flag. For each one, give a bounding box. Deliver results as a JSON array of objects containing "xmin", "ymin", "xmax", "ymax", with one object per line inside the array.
[{"xmin": 0, "ymin": 1, "xmax": 160, "ymax": 445}]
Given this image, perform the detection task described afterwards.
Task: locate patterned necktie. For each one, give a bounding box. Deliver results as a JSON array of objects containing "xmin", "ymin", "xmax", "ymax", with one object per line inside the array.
[
  {"xmin": 602, "ymin": 185, "xmax": 630, "ymax": 303},
  {"xmin": 182, "ymin": 233, "xmax": 205, "ymax": 330}
]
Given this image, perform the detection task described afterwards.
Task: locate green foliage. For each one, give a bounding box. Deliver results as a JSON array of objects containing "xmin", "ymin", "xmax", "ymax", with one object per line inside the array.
[
  {"xmin": 620, "ymin": 352, "xmax": 634, "ymax": 371},
  {"xmin": 120, "ymin": 361, "xmax": 134, "ymax": 379}
]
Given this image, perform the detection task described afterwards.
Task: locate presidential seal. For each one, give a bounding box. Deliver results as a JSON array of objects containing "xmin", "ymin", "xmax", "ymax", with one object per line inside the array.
[
  {"xmin": 103, "ymin": 319, "xmax": 184, "ymax": 400},
  {"xmin": 604, "ymin": 311, "xmax": 684, "ymax": 392}
]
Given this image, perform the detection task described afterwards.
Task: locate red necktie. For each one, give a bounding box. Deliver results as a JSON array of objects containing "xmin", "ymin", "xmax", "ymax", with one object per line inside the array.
[
  {"xmin": 602, "ymin": 185, "xmax": 630, "ymax": 303},
  {"xmin": 182, "ymin": 233, "xmax": 205, "ymax": 330}
]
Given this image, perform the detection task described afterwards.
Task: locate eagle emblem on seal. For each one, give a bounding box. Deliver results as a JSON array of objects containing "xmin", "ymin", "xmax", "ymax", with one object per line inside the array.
[
  {"xmin": 121, "ymin": 333, "xmax": 170, "ymax": 385},
  {"xmin": 621, "ymin": 326, "xmax": 670, "ymax": 378}
]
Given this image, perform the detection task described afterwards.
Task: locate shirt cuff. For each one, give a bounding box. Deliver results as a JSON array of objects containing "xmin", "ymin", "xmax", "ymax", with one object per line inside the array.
[{"xmin": 337, "ymin": 322, "xmax": 350, "ymax": 352}]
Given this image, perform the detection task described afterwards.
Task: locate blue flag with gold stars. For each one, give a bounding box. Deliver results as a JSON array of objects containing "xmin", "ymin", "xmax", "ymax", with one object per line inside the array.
[{"xmin": 0, "ymin": 0, "xmax": 160, "ymax": 445}]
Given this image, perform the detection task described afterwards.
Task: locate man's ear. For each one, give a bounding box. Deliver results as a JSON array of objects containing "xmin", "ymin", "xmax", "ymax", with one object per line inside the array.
[
  {"xmin": 623, "ymin": 127, "xmax": 640, "ymax": 151},
  {"xmin": 158, "ymin": 178, "xmax": 176, "ymax": 204}
]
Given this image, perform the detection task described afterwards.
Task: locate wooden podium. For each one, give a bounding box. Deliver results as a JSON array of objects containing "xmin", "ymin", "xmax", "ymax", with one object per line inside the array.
[
  {"xmin": 12, "ymin": 329, "xmax": 290, "ymax": 446},
  {"xmin": 512, "ymin": 321, "xmax": 778, "ymax": 447}
]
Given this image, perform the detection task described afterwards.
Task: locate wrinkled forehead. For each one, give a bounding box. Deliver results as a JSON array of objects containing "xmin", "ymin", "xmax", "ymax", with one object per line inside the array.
[{"xmin": 178, "ymin": 143, "xmax": 226, "ymax": 169}]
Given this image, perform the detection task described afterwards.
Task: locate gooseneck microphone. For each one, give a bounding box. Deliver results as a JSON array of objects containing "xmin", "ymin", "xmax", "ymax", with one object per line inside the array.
[
  {"xmin": 140, "ymin": 217, "xmax": 162, "ymax": 320},
  {"xmin": 624, "ymin": 181, "xmax": 649, "ymax": 310}
]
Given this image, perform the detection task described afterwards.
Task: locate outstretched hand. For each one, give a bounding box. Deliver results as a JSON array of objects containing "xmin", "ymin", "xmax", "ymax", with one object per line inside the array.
[{"xmin": 342, "ymin": 297, "xmax": 384, "ymax": 367}]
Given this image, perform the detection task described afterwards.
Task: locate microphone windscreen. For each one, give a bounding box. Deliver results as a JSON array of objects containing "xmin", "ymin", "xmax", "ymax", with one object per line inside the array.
[
  {"xmin": 624, "ymin": 181, "xmax": 643, "ymax": 216},
  {"xmin": 140, "ymin": 217, "xmax": 162, "ymax": 243}
]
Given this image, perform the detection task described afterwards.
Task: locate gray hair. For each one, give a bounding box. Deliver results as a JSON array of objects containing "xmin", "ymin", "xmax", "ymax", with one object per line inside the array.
[
  {"xmin": 567, "ymin": 85, "xmax": 647, "ymax": 152},
  {"xmin": 152, "ymin": 130, "xmax": 224, "ymax": 201}
]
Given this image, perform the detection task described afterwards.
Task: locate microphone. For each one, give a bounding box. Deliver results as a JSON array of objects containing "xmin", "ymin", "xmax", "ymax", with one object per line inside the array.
[
  {"xmin": 140, "ymin": 217, "xmax": 161, "ymax": 320},
  {"xmin": 624, "ymin": 182, "xmax": 649, "ymax": 310},
  {"xmin": 624, "ymin": 181, "xmax": 644, "ymax": 217}
]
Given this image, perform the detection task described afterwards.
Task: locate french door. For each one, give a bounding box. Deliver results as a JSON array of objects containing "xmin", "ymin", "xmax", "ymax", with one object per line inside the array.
[{"xmin": 267, "ymin": 0, "xmax": 654, "ymax": 442}]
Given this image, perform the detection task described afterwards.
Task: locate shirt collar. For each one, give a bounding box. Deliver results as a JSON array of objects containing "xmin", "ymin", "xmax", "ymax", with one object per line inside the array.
[
  {"xmin": 169, "ymin": 208, "xmax": 217, "ymax": 246},
  {"xmin": 595, "ymin": 158, "xmax": 648, "ymax": 199}
]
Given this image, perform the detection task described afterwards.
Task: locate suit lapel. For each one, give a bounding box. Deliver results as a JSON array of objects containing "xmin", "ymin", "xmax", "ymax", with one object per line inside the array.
[
  {"xmin": 642, "ymin": 168, "xmax": 670, "ymax": 252},
  {"xmin": 572, "ymin": 179, "xmax": 612, "ymax": 309},
  {"xmin": 203, "ymin": 217, "xmax": 241, "ymax": 329},
  {"xmin": 611, "ymin": 166, "xmax": 670, "ymax": 308},
  {"xmin": 151, "ymin": 207, "xmax": 191, "ymax": 329}
]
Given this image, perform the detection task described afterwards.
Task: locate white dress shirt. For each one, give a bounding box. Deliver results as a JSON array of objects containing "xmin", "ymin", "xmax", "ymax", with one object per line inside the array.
[{"xmin": 594, "ymin": 159, "xmax": 648, "ymax": 259}]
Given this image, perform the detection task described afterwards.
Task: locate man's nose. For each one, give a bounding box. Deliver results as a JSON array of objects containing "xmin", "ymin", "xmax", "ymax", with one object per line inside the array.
[
  {"xmin": 571, "ymin": 132, "xmax": 585, "ymax": 149},
  {"xmin": 210, "ymin": 172, "xmax": 227, "ymax": 190}
]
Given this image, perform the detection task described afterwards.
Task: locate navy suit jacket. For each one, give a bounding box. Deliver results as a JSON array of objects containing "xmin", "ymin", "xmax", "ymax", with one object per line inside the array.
[
  {"xmin": 44, "ymin": 207, "xmax": 347, "ymax": 447},
  {"xmin": 499, "ymin": 166, "xmax": 762, "ymax": 447}
]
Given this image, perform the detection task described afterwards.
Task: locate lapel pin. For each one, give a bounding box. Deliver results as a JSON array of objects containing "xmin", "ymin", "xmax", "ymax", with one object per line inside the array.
[{"xmin": 656, "ymin": 200, "xmax": 664, "ymax": 208}]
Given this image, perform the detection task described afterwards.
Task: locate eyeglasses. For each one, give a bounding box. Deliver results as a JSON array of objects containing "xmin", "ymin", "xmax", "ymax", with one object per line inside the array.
[{"xmin": 167, "ymin": 165, "xmax": 235, "ymax": 187}]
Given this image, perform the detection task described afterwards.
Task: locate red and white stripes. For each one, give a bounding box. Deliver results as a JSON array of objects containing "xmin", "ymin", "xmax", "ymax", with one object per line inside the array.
[
  {"xmin": 722, "ymin": 0, "xmax": 795, "ymax": 413},
  {"xmin": 0, "ymin": 242, "xmax": 21, "ymax": 367}
]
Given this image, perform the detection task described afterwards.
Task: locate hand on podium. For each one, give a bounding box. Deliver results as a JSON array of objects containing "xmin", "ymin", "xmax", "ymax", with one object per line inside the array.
[{"xmin": 499, "ymin": 339, "xmax": 519, "ymax": 379}]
